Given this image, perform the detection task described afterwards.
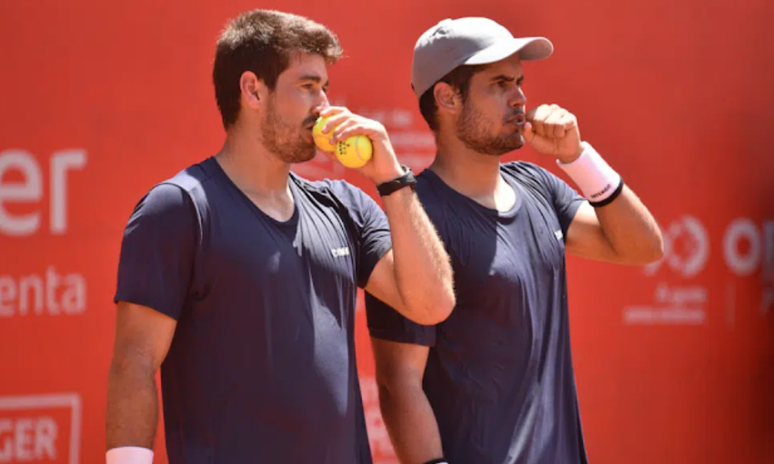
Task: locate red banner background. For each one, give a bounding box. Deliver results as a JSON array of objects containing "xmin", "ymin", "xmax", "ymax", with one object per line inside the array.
[{"xmin": 1, "ymin": 1, "xmax": 773, "ymax": 463}]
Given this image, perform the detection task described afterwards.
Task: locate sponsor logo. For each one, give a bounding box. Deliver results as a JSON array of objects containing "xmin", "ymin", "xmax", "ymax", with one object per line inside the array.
[
  {"xmin": 644, "ymin": 215, "xmax": 709, "ymax": 279},
  {"xmin": 723, "ymin": 218, "xmax": 774, "ymax": 318},
  {"xmin": 625, "ymin": 216, "xmax": 710, "ymax": 325},
  {"xmin": 331, "ymin": 246, "xmax": 350, "ymax": 258},
  {"xmin": 0, "ymin": 149, "xmax": 89, "ymax": 318},
  {"xmin": 0, "ymin": 149, "xmax": 86, "ymax": 237},
  {"xmin": 590, "ymin": 183, "xmax": 612, "ymax": 200},
  {"xmin": 0, "ymin": 267, "xmax": 86, "ymax": 318},
  {"xmin": 623, "ymin": 282, "xmax": 708, "ymax": 325},
  {"xmin": 0, "ymin": 393, "xmax": 81, "ymax": 464},
  {"xmin": 624, "ymin": 215, "xmax": 774, "ymax": 326}
]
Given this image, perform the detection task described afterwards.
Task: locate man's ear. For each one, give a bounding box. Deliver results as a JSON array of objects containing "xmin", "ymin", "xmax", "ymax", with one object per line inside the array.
[
  {"xmin": 240, "ymin": 71, "xmax": 267, "ymax": 110},
  {"xmin": 434, "ymin": 82, "xmax": 462, "ymax": 115}
]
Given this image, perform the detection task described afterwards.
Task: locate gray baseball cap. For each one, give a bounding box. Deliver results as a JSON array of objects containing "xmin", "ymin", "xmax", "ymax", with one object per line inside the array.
[{"xmin": 411, "ymin": 17, "xmax": 554, "ymax": 98}]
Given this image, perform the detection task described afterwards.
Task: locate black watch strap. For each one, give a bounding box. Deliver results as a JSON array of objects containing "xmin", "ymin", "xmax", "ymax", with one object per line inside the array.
[{"xmin": 376, "ymin": 165, "xmax": 417, "ymax": 197}]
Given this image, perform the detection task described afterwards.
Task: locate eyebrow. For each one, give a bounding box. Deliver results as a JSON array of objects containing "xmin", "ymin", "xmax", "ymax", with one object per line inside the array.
[
  {"xmin": 298, "ymin": 74, "xmax": 329, "ymax": 87},
  {"xmin": 491, "ymin": 74, "xmax": 524, "ymax": 84}
]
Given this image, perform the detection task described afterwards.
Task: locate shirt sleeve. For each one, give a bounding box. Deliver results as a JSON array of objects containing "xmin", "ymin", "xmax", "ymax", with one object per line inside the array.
[
  {"xmin": 113, "ymin": 183, "xmax": 198, "ymax": 320},
  {"xmin": 537, "ymin": 165, "xmax": 587, "ymax": 237},
  {"xmin": 364, "ymin": 180, "xmax": 443, "ymax": 347},
  {"xmin": 365, "ymin": 291, "xmax": 437, "ymax": 346},
  {"xmin": 327, "ymin": 181, "xmax": 393, "ymax": 288}
]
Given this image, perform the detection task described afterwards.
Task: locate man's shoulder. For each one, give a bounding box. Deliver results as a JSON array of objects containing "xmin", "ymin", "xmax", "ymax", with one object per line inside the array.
[
  {"xmin": 501, "ymin": 160, "xmax": 564, "ymax": 198},
  {"xmin": 159, "ymin": 157, "xmax": 219, "ymax": 195},
  {"xmin": 291, "ymin": 173, "xmax": 366, "ymax": 202},
  {"xmin": 407, "ymin": 169, "xmax": 461, "ymax": 231},
  {"xmin": 290, "ymin": 173, "xmax": 384, "ymax": 223},
  {"xmin": 129, "ymin": 158, "xmax": 219, "ymax": 223},
  {"xmin": 500, "ymin": 160, "xmax": 552, "ymax": 182},
  {"xmin": 414, "ymin": 168, "xmax": 448, "ymax": 203},
  {"xmin": 293, "ymin": 172, "xmax": 353, "ymax": 192}
]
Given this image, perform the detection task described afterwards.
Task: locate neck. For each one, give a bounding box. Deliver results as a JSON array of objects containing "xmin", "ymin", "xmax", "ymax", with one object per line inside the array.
[
  {"xmin": 215, "ymin": 123, "xmax": 291, "ymax": 195},
  {"xmin": 430, "ymin": 131, "xmax": 507, "ymax": 199}
]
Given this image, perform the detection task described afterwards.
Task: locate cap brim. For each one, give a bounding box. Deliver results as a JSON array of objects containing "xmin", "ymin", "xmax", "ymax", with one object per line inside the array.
[{"xmin": 463, "ymin": 37, "xmax": 553, "ymax": 66}]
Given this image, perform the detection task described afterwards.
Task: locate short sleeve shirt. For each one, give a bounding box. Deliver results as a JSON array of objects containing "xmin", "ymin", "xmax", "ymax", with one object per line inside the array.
[
  {"xmin": 366, "ymin": 162, "xmax": 589, "ymax": 464},
  {"xmin": 115, "ymin": 157, "xmax": 392, "ymax": 464}
]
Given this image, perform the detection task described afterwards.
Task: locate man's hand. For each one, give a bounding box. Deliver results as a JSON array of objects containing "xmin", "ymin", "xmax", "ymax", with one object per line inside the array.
[
  {"xmin": 520, "ymin": 105, "xmax": 665, "ymax": 266},
  {"xmin": 521, "ymin": 104, "xmax": 584, "ymax": 164},
  {"xmin": 320, "ymin": 106, "xmax": 455, "ymax": 325},
  {"xmin": 319, "ymin": 106, "xmax": 404, "ymax": 185}
]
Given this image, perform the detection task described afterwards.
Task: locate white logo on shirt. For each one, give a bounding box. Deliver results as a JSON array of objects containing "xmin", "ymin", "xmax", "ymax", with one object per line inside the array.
[
  {"xmin": 554, "ymin": 230, "xmax": 563, "ymax": 240},
  {"xmin": 331, "ymin": 246, "xmax": 350, "ymax": 258}
]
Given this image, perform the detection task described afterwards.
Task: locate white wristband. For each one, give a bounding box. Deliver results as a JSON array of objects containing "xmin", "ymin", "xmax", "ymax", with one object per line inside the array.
[
  {"xmin": 557, "ymin": 141, "xmax": 622, "ymax": 205},
  {"xmin": 106, "ymin": 447, "xmax": 154, "ymax": 464}
]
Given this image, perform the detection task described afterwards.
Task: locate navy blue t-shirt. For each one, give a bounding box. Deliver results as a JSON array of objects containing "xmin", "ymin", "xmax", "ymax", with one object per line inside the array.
[
  {"xmin": 114, "ymin": 157, "xmax": 392, "ymax": 464},
  {"xmin": 366, "ymin": 162, "xmax": 588, "ymax": 464}
]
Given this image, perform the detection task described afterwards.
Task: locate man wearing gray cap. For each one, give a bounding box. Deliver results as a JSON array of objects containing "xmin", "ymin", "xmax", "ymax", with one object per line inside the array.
[{"xmin": 365, "ymin": 17, "xmax": 664, "ymax": 464}]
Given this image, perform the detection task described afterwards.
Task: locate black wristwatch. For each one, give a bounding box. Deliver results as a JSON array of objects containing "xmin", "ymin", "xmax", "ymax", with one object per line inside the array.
[{"xmin": 376, "ymin": 165, "xmax": 417, "ymax": 197}]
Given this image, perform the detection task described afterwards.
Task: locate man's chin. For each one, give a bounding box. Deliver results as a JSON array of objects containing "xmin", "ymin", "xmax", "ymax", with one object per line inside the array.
[
  {"xmin": 289, "ymin": 146, "xmax": 318, "ymax": 164},
  {"xmin": 506, "ymin": 134, "xmax": 526, "ymax": 152},
  {"xmin": 490, "ymin": 138, "xmax": 525, "ymax": 156}
]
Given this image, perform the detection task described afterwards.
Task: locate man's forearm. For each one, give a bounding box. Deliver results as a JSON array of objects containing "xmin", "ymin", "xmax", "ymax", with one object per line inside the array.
[
  {"xmin": 379, "ymin": 383, "xmax": 444, "ymax": 464},
  {"xmin": 105, "ymin": 362, "xmax": 159, "ymax": 451},
  {"xmin": 381, "ymin": 187, "xmax": 454, "ymax": 324},
  {"xmin": 557, "ymin": 141, "xmax": 663, "ymax": 265},
  {"xmin": 594, "ymin": 186, "xmax": 663, "ymax": 263}
]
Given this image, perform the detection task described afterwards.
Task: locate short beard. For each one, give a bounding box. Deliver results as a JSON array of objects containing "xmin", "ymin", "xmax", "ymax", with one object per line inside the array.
[
  {"xmin": 261, "ymin": 99, "xmax": 317, "ymax": 164},
  {"xmin": 456, "ymin": 101, "xmax": 524, "ymax": 156}
]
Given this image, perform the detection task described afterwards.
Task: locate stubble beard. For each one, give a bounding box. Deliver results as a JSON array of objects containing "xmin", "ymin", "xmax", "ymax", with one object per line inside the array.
[
  {"xmin": 456, "ymin": 102, "xmax": 525, "ymax": 156},
  {"xmin": 261, "ymin": 100, "xmax": 317, "ymax": 164}
]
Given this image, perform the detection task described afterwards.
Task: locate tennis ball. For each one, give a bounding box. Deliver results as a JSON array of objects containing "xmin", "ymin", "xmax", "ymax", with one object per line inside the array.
[
  {"xmin": 336, "ymin": 135, "xmax": 373, "ymax": 169},
  {"xmin": 312, "ymin": 116, "xmax": 337, "ymax": 152}
]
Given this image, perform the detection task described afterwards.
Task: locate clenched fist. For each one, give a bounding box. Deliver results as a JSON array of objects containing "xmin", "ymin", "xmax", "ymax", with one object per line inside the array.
[{"xmin": 521, "ymin": 104, "xmax": 584, "ymax": 164}]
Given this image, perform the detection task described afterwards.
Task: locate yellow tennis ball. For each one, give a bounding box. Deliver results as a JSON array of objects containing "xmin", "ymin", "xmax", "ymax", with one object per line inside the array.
[
  {"xmin": 336, "ymin": 135, "xmax": 373, "ymax": 168},
  {"xmin": 312, "ymin": 116, "xmax": 337, "ymax": 152}
]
